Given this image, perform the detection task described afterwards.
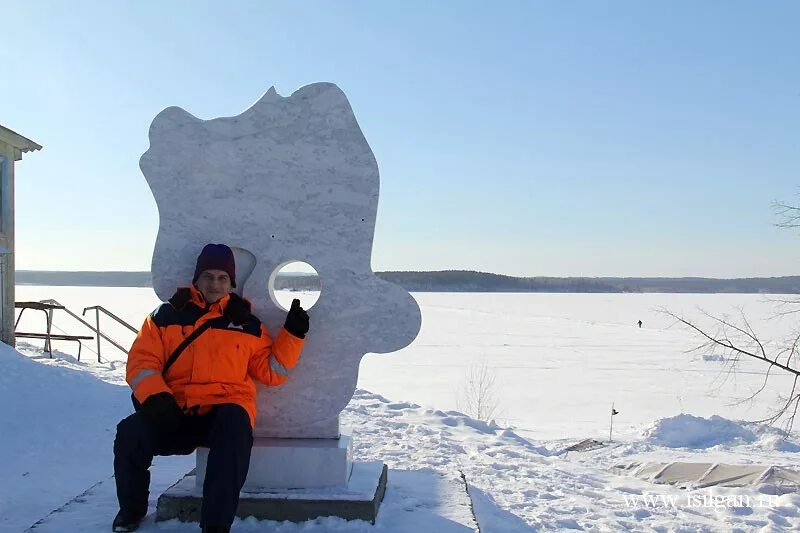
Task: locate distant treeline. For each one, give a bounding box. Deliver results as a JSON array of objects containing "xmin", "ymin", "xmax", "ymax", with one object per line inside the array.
[
  {"xmin": 14, "ymin": 270, "xmax": 800, "ymax": 293},
  {"xmin": 17, "ymin": 271, "xmax": 153, "ymax": 287},
  {"xmin": 376, "ymin": 271, "xmax": 800, "ymax": 293}
]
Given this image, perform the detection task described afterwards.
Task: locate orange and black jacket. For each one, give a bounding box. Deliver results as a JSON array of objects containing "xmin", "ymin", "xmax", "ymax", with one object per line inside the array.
[{"xmin": 126, "ymin": 285, "xmax": 304, "ymax": 427}]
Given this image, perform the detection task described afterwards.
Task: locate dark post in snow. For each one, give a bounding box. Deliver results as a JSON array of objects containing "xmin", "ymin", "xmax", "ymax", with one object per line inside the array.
[{"xmin": 609, "ymin": 403, "xmax": 619, "ymax": 442}]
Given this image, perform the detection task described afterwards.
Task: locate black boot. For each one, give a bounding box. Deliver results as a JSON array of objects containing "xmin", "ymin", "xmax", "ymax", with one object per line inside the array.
[
  {"xmin": 201, "ymin": 527, "xmax": 230, "ymax": 533},
  {"xmin": 112, "ymin": 509, "xmax": 145, "ymax": 532}
]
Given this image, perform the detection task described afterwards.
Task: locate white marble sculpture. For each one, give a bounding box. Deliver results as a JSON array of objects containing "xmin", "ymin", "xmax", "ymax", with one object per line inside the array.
[{"xmin": 140, "ymin": 83, "xmax": 421, "ymax": 439}]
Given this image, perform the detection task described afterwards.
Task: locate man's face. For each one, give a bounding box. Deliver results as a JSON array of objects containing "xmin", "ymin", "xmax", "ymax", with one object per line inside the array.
[{"xmin": 195, "ymin": 269, "xmax": 232, "ymax": 304}]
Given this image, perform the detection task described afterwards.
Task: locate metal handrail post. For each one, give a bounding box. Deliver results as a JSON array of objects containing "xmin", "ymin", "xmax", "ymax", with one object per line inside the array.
[
  {"xmin": 95, "ymin": 308, "xmax": 101, "ymax": 363},
  {"xmin": 14, "ymin": 308, "xmax": 25, "ymax": 329},
  {"xmin": 45, "ymin": 307, "xmax": 53, "ymax": 356}
]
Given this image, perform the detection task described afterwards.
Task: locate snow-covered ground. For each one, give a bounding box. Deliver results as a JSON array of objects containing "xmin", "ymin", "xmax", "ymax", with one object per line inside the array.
[{"xmin": 5, "ymin": 287, "xmax": 800, "ymax": 531}]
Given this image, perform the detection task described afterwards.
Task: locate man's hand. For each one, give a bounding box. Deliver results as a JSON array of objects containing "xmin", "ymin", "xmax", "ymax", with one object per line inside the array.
[
  {"xmin": 284, "ymin": 298, "xmax": 309, "ymax": 339},
  {"xmin": 140, "ymin": 392, "xmax": 183, "ymax": 432}
]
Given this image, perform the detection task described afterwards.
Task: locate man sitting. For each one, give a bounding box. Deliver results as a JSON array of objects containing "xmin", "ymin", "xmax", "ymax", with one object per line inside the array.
[{"xmin": 113, "ymin": 244, "xmax": 309, "ymax": 532}]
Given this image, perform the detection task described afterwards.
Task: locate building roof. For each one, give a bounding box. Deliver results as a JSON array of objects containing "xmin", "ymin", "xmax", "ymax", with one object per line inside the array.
[{"xmin": 0, "ymin": 124, "xmax": 42, "ymax": 153}]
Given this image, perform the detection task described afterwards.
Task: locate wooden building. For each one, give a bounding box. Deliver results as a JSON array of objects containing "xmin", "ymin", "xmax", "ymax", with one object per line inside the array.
[{"xmin": 0, "ymin": 125, "xmax": 41, "ymax": 345}]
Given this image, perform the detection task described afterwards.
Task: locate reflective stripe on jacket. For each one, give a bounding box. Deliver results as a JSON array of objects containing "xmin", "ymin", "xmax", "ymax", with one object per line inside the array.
[{"xmin": 126, "ymin": 286, "xmax": 304, "ymax": 427}]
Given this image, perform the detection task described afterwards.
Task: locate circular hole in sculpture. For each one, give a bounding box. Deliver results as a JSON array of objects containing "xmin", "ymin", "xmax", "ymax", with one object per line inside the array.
[{"xmin": 268, "ymin": 261, "xmax": 321, "ymax": 312}]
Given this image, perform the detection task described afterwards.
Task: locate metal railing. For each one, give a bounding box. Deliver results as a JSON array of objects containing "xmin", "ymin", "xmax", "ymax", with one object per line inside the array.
[
  {"xmin": 38, "ymin": 299, "xmax": 136, "ymax": 362},
  {"xmin": 82, "ymin": 305, "xmax": 138, "ymax": 361}
]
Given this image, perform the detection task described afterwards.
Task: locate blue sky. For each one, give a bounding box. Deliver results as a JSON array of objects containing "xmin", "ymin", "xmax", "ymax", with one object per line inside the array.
[{"xmin": 3, "ymin": 1, "xmax": 799, "ymax": 277}]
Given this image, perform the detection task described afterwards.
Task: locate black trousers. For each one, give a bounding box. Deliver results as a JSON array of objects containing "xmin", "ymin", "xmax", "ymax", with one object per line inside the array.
[{"xmin": 114, "ymin": 403, "xmax": 253, "ymax": 528}]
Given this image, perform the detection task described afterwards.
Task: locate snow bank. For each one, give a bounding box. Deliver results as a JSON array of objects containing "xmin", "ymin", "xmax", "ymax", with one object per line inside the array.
[
  {"xmin": 0, "ymin": 344, "xmax": 131, "ymax": 531},
  {"xmin": 645, "ymin": 414, "xmax": 756, "ymax": 448},
  {"xmin": 751, "ymin": 426, "xmax": 800, "ymax": 453}
]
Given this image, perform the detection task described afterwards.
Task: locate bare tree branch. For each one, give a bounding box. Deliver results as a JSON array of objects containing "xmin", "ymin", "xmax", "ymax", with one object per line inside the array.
[
  {"xmin": 663, "ymin": 310, "xmax": 800, "ymax": 377},
  {"xmin": 659, "ymin": 307, "xmax": 800, "ymax": 434},
  {"xmin": 774, "ymin": 201, "xmax": 800, "ymax": 228}
]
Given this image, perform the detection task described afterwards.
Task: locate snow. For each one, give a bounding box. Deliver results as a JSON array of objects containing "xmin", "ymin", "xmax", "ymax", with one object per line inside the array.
[
  {"xmin": 5, "ymin": 288, "xmax": 800, "ymax": 531},
  {"xmin": 644, "ymin": 414, "xmax": 756, "ymax": 449},
  {"xmin": 0, "ymin": 342, "xmax": 131, "ymax": 532}
]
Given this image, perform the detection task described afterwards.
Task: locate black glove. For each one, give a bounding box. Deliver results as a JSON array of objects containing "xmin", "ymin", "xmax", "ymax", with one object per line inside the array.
[
  {"xmin": 284, "ymin": 298, "xmax": 309, "ymax": 339},
  {"xmin": 140, "ymin": 392, "xmax": 183, "ymax": 432}
]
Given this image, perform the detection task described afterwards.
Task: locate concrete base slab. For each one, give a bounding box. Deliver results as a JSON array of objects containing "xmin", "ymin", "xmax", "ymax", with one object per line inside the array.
[{"xmin": 157, "ymin": 461, "xmax": 387, "ymax": 524}]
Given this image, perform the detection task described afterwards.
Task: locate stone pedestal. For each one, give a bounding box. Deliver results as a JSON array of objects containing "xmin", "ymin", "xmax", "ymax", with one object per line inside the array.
[
  {"xmin": 174, "ymin": 433, "xmax": 383, "ymax": 523},
  {"xmin": 196, "ymin": 434, "xmax": 354, "ymax": 490},
  {"xmin": 157, "ymin": 461, "xmax": 388, "ymax": 524}
]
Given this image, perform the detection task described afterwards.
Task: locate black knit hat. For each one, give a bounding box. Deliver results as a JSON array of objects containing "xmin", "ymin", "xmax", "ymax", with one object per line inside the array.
[{"xmin": 192, "ymin": 244, "xmax": 236, "ymax": 288}]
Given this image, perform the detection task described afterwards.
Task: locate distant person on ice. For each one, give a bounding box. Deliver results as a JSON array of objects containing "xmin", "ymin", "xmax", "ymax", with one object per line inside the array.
[
  {"xmin": 112, "ymin": 244, "xmax": 309, "ymax": 533},
  {"xmin": 638, "ymin": 320, "xmax": 642, "ymax": 328}
]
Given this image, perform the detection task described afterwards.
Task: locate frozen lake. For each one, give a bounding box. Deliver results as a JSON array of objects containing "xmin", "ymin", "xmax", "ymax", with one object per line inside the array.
[{"xmin": 14, "ymin": 286, "xmax": 797, "ymax": 441}]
